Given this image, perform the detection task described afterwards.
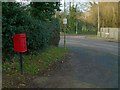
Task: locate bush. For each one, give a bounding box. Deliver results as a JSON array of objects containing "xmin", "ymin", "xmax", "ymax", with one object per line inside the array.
[
  {"xmin": 2, "ymin": 2, "xmax": 60, "ymax": 61},
  {"xmin": 48, "ymin": 19, "xmax": 60, "ymax": 46}
]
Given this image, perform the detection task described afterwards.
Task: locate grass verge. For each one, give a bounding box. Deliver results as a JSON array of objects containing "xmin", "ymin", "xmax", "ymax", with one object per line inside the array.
[
  {"xmin": 2, "ymin": 46, "xmax": 69, "ymax": 88},
  {"xmin": 85, "ymin": 35, "xmax": 119, "ymax": 42}
]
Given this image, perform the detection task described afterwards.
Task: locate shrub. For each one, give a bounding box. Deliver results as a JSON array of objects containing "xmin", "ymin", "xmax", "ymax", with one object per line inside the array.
[
  {"xmin": 2, "ymin": 2, "xmax": 60, "ymax": 62},
  {"xmin": 48, "ymin": 19, "xmax": 60, "ymax": 46}
]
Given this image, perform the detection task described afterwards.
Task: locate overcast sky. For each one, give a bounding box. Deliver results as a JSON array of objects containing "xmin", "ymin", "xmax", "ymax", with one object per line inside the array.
[{"xmin": 60, "ymin": 0, "xmax": 91, "ymax": 12}]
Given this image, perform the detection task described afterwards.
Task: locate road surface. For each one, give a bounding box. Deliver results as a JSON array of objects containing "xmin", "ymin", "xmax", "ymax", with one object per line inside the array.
[{"xmin": 27, "ymin": 35, "xmax": 118, "ymax": 88}]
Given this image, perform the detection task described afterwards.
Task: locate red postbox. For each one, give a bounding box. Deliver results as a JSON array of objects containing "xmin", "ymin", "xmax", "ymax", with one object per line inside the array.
[{"xmin": 13, "ymin": 33, "xmax": 27, "ymax": 52}]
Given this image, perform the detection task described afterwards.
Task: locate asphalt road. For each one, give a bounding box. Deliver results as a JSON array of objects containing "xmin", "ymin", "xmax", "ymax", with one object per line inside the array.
[{"xmin": 28, "ymin": 35, "xmax": 118, "ymax": 88}]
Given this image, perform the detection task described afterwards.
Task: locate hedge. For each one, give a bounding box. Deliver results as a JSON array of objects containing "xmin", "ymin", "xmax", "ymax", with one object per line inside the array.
[{"xmin": 2, "ymin": 2, "xmax": 60, "ymax": 61}]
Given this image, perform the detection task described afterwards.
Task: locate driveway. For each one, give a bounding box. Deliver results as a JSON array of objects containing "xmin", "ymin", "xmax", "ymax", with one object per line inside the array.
[{"xmin": 27, "ymin": 35, "xmax": 118, "ymax": 88}]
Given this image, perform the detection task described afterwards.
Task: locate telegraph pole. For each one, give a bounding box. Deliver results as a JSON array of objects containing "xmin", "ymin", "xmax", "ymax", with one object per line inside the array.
[
  {"xmin": 63, "ymin": 0, "xmax": 66, "ymax": 49},
  {"xmin": 63, "ymin": 0, "xmax": 68, "ymax": 49},
  {"xmin": 98, "ymin": 2, "xmax": 100, "ymax": 37}
]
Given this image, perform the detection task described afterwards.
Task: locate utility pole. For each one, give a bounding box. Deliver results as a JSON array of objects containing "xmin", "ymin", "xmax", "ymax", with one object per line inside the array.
[
  {"xmin": 98, "ymin": 2, "xmax": 100, "ymax": 37},
  {"xmin": 63, "ymin": 0, "xmax": 66, "ymax": 49}
]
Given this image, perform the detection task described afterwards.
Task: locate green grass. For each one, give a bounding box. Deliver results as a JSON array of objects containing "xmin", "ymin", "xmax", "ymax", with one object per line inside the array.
[
  {"xmin": 60, "ymin": 30, "xmax": 96, "ymax": 35},
  {"xmin": 2, "ymin": 46, "xmax": 69, "ymax": 88},
  {"xmin": 24, "ymin": 46, "xmax": 69, "ymax": 75},
  {"xmin": 85, "ymin": 35, "xmax": 119, "ymax": 42}
]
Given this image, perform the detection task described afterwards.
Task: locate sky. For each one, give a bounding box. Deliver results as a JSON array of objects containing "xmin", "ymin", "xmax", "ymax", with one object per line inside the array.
[{"xmin": 60, "ymin": 0, "xmax": 91, "ymax": 12}]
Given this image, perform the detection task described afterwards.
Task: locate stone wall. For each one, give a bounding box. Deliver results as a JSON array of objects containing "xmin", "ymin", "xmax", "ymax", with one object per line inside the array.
[{"xmin": 97, "ymin": 28, "xmax": 120, "ymax": 41}]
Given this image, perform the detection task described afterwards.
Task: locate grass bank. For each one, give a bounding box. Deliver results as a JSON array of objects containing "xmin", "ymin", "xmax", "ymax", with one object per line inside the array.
[
  {"xmin": 2, "ymin": 46, "xmax": 69, "ymax": 88},
  {"xmin": 85, "ymin": 35, "xmax": 119, "ymax": 43}
]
